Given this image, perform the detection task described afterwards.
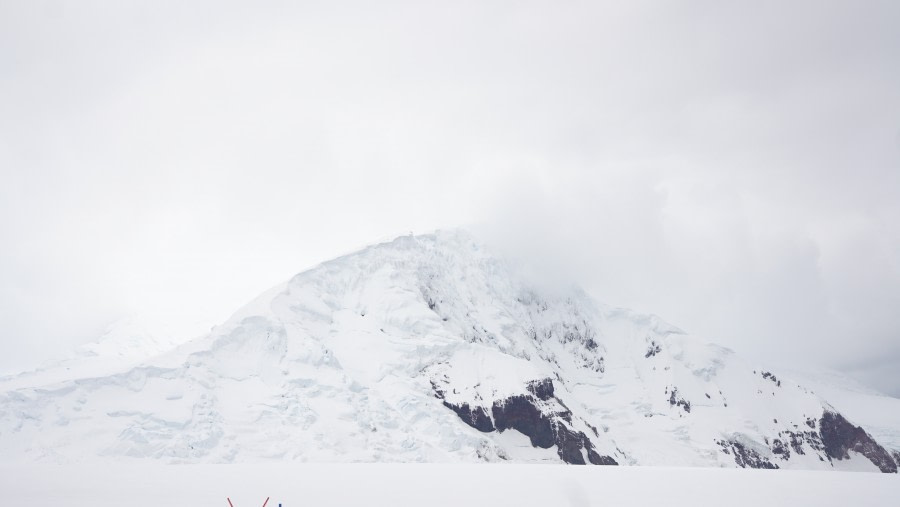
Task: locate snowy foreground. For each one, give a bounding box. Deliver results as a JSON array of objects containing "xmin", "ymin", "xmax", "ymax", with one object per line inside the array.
[{"xmin": 3, "ymin": 464, "xmax": 897, "ymax": 506}]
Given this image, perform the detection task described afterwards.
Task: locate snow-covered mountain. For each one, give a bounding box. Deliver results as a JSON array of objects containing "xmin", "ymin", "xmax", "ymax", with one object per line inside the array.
[
  {"xmin": 0, "ymin": 317, "xmax": 190, "ymax": 393},
  {"xmin": 1, "ymin": 230, "xmax": 897, "ymax": 472}
]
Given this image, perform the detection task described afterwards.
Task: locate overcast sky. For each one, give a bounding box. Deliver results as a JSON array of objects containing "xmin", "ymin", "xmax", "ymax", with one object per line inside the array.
[{"xmin": 1, "ymin": 1, "xmax": 899, "ymax": 394}]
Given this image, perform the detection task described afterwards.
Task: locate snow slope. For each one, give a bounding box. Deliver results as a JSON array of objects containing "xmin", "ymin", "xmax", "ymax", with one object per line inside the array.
[
  {"xmin": 785, "ymin": 368, "xmax": 900, "ymax": 453},
  {"xmin": 3, "ymin": 464, "xmax": 898, "ymax": 507},
  {"xmin": 0, "ymin": 317, "xmax": 190, "ymax": 392},
  {"xmin": 0, "ymin": 230, "xmax": 897, "ymax": 471}
]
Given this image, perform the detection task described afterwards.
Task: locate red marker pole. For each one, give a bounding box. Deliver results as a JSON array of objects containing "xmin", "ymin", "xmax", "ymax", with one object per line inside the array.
[
  {"xmin": 261, "ymin": 498, "xmax": 270, "ymax": 507},
  {"xmin": 227, "ymin": 499, "xmax": 235, "ymax": 507}
]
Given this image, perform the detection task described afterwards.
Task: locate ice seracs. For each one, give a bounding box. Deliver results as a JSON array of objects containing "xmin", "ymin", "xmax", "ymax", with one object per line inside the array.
[{"xmin": 0, "ymin": 230, "xmax": 896, "ymax": 471}]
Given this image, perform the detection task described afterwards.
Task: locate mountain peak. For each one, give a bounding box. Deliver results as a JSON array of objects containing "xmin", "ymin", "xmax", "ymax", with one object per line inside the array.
[{"xmin": 0, "ymin": 231, "xmax": 896, "ymax": 471}]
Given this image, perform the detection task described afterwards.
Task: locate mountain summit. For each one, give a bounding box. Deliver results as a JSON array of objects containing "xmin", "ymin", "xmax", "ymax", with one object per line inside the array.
[{"xmin": 1, "ymin": 230, "xmax": 897, "ymax": 471}]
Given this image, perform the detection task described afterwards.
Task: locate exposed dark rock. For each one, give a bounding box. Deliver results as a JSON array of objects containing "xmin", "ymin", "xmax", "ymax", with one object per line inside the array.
[
  {"xmin": 555, "ymin": 423, "xmax": 618, "ymax": 465},
  {"xmin": 777, "ymin": 428, "xmax": 825, "ymax": 459},
  {"xmin": 645, "ymin": 341, "xmax": 661, "ymax": 358},
  {"xmin": 443, "ymin": 401, "xmax": 495, "ymax": 433},
  {"xmin": 431, "ymin": 380, "xmax": 445, "ymax": 400},
  {"xmin": 492, "ymin": 395, "xmax": 618, "ymax": 465},
  {"xmin": 668, "ymin": 387, "xmax": 691, "ymax": 413},
  {"xmin": 492, "ymin": 395, "xmax": 555, "ymax": 448},
  {"xmin": 589, "ymin": 451, "xmax": 618, "ymax": 465},
  {"xmin": 438, "ymin": 381, "xmax": 618, "ymax": 466},
  {"xmin": 771, "ymin": 438, "xmax": 789, "ymax": 459},
  {"xmin": 787, "ymin": 433, "xmax": 804, "ymax": 455},
  {"xmin": 783, "ymin": 431, "xmax": 806, "ymax": 456},
  {"xmin": 527, "ymin": 378, "xmax": 554, "ymax": 401},
  {"xmin": 819, "ymin": 411, "xmax": 897, "ymax": 473},
  {"xmin": 556, "ymin": 424, "xmax": 588, "ymax": 464},
  {"xmin": 892, "ymin": 450, "xmax": 900, "ymax": 468},
  {"xmin": 761, "ymin": 371, "xmax": 781, "ymax": 387},
  {"xmin": 717, "ymin": 439, "xmax": 779, "ymax": 469}
]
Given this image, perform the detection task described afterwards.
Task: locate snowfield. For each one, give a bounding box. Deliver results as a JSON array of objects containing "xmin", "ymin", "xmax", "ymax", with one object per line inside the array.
[
  {"xmin": 0, "ymin": 230, "xmax": 898, "ymax": 473},
  {"xmin": 2, "ymin": 464, "xmax": 898, "ymax": 507}
]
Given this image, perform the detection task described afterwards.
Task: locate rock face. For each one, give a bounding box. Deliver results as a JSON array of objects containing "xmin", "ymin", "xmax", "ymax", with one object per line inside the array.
[
  {"xmin": 717, "ymin": 439, "xmax": 779, "ymax": 469},
  {"xmin": 667, "ymin": 387, "xmax": 691, "ymax": 414},
  {"xmin": 491, "ymin": 395, "xmax": 555, "ymax": 448},
  {"xmin": 441, "ymin": 401, "xmax": 494, "ymax": 433},
  {"xmin": 0, "ymin": 230, "xmax": 896, "ymax": 471},
  {"xmin": 440, "ymin": 378, "xmax": 618, "ymax": 465},
  {"xmin": 819, "ymin": 411, "xmax": 898, "ymax": 473}
]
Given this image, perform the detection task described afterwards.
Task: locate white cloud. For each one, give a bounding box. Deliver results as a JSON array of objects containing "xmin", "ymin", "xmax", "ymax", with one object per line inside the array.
[{"xmin": 1, "ymin": 1, "xmax": 898, "ymax": 393}]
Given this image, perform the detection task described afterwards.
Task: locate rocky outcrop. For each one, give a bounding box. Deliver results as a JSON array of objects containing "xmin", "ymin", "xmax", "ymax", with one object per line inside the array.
[
  {"xmin": 555, "ymin": 423, "xmax": 618, "ymax": 465},
  {"xmin": 442, "ymin": 401, "xmax": 495, "ymax": 433},
  {"xmin": 526, "ymin": 378, "xmax": 554, "ymax": 401},
  {"xmin": 667, "ymin": 387, "xmax": 691, "ymax": 413},
  {"xmin": 439, "ymin": 378, "xmax": 618, "ymax": 466},
  {"xmin": 718, "ymin": 412, "xmax": 898, "ymax": 473},
  {"xmin": 491, "ymin": 394, "xmax": 618, "ymax": 465},
  {"xmin": 819, "ymin": 411, "xmax": 897, "ymax": 473},
  {"xmin": 491, "ymin": 394, "xmax": 556, "ymax": 448},
  {"xmin": 760, "ymin": 371, "xmax": 781, "ymax": 387},
  {"xmin": 778, "ymin": 428, "xmax": 826, "ymax": 458},
  {"xmin": 717, "ymin": 439, "xmax": 779, "ymax": 469},
  {"xmin": 644, "ymin": 340, "xmax": 661, "ymax": 358}
]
